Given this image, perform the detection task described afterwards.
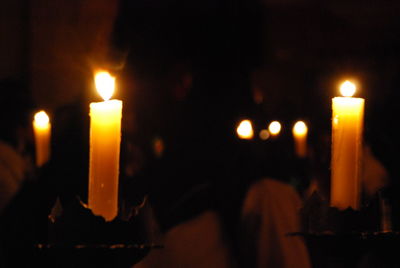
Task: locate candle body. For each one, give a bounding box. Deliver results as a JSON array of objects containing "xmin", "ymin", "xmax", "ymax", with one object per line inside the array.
[
  {"xmin": 89, "ymin": 99, "xmax": 122, "ymax": 221},
  {"xmin": 294, "ymin": 134, "xmax": 307, "ymax": 158},
  {"xmin": 33, "ymin": 121, "xmax": 51, "ymax": 167},
  {"xmin": 331, "ymin": 97, "xmax": 364, "ymax": 210}
]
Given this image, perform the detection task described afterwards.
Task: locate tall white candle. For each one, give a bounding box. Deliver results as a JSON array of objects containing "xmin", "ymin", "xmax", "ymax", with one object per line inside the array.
[
  {"xmin": 88, "ymin": 71, "xmax": 122, "ymax": 221},
  {"xmin": 331, "ymin": 81, "xmax": 364, "ymax": 210}
]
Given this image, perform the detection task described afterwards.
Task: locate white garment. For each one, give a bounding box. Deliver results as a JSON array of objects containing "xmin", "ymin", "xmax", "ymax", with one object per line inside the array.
[
  {"xmin": 240, "ymin": 178, "xmax": 311, "ymax": 268},
  {"xmin": 0, "ymin": 141, "xmax": 27, "ymax": 213},
  {"xmin": 134, "ymin": 210, "xmax": 237, "ymax": 268}
]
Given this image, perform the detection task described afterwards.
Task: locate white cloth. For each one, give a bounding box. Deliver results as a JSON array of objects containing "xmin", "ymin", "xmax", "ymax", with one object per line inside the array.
[{"xmin": 240, "ymin": 178, "xmax": 311, "ymax": 268}]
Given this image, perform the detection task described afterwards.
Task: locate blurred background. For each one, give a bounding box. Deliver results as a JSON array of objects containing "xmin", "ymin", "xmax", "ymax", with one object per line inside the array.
[
  {"xmin": 2, "ymin": 0, "xmax": 400, "ymax": 122},
  {"xmin": 2, "ymin": 0, "xmax": 400, "ymax": 173}
]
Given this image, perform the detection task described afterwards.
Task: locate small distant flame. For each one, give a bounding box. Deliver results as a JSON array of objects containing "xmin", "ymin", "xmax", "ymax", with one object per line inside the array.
[
  {"xmin": 268, "ymin": 121, "xmax": 281, "ymax": 136},
  {"xmin": 340, "ymin": 80, "xmax": 356, "ymax": 97},
  {"xmin": 237, "ymin": 120, "xmax": 254, "ymax": 140},
  {"xmin": 34, "ymin": 111, "xmax": 49, "ymax": 127},
  {"xmin": 95, "ymin": 71, "xmax": 115, "ymax": 101},
  {"xmin": 259, "ymin": 129, "xmax": 270, "ymax": 140},
  {"xmin": 293, "ymin": 121, "xmax": 308, "ymax": 136}
]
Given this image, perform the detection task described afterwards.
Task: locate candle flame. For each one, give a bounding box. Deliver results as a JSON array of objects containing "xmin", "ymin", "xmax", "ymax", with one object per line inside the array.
[
  {"xmin": 237, "ymin": 119, "xmax": 254, "ymax": 139},
  {"xmin": 293, "ymin": 121, "xmax": 308, "ymax": 136},
  {"xmin": 95, "ymin": 71, "xmax": 115, "ymax": 101},
  {"xmin": 34, "ymin": 111, "xmax": 49, "ymax": 127},
  {"xmin": 340, "ymin": 80, "xmax": 356, "ymax": 97},
  {"xmin": 259, "ymin": 129, "xmax": 270, "ymax": 140},
  {"xmin": 268, "ymin": 121, "xmax": 281, "ymax": 136}
]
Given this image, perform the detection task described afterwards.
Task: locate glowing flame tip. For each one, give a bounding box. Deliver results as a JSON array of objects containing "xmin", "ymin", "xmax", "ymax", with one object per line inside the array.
[
  {"xmin": 237, "ymin": 119, "xmax": 254, "ymax": 140},
  {"xmin": 34, "ymin": 111, "xmax": 49, "ymax": 126},
  {"xmin": 268, "ymin": 121, "xmax": 281, "ymax": 135},
  {"xmin": 340, "ymin": 80, "xmax": 356, "ymax": 97},
  {"xmin": 95, "ymin": 71, "xmax": 115, "ymax": 101},
  {"xmin": 293, "ymin": 121, "xmax": 307, "ymax": 135}
]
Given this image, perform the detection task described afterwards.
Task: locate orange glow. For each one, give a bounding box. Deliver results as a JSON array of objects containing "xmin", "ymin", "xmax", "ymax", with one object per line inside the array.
[
  {"xmin": 237, "ymin": 120, "xmax": 254, "ymax": 140},
  {"xmin": 259, "ymin": 129, "xmax": 270, "ymax": 140},
  {"xmin": 292, "ymin": 121, "xmax": 308, "ymax": 136},
  {"xmin": 95, "ymin": 71, "xmax": 115, "ymax": 101},
  {"xmin": 153, "ymin": 137, "xmax": 165, "ymax": 157},
  {"xmin": 268, "ymin": 121, "xmax": 281, "ymax": 136},
  {"xmin": 340, "ymin": 80, "xmax": 356, "ymax": 97}
]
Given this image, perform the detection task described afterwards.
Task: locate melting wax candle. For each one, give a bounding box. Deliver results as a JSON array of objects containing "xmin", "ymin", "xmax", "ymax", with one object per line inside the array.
[
  {"xmin": 331, "ymin": 80, "xmax": 364, "ymax": 210},
  {"xmin": 88, "ymin": 71, "xmax": 122, "ymax": 221}
]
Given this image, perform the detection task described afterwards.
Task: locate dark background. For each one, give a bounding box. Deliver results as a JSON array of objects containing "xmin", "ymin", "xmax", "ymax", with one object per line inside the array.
[{"xmin": 2, "ymin": 0, "xmax": 400, "ymax": 131}]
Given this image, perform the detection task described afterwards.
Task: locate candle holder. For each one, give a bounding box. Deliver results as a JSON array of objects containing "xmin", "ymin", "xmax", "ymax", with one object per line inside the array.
[
  {"xmin": 32, "ymin": 196, "xmax": 161, "ymax": 268},
  {"xmin": 295, "ymin": 190, "xmax": 400, "ymax": 267}
]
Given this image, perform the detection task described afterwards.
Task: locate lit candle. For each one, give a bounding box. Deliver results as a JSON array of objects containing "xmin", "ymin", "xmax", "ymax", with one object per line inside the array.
[
  {"xmin": 292, "ymin": 120, "xmax": 308, "ymax": 158},
  {"xmin": 331, "ymin": 80, "xmax": 364, "ymax": 210},
  {"xmin": 268, "ymin": 121, "xmax": 281, "ymax": 137},
  {"xmin": 237, "ymin": 119, "xmax": 254, "ymax": 140},
  {"xmin": 33, "ymin": 111, "xmax": 51, "ymax": 167},
  {"xmin": 89, "ymin": 71, "xmax": 122, "ymax": 221}
]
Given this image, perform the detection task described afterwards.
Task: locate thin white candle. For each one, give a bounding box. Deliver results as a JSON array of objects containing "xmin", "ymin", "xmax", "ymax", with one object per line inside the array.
[
  {"xmin": 33, "ymin": 111, "xmax": 51, "ymax": 167},
  {"xmin": 292, "ymin": 121, "xmax": 308, "ymax": 158}
]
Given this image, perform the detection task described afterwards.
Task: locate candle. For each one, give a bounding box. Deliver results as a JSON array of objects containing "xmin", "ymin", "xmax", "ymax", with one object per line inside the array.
[
  {"xmin": 292, "ymin": 120, "xmax": 308, "ymax": 158},
  {"xmin": 88, "ymin": 71, "xmax": 122, "ymax": 221},
  {"xmin": 268, "ymin": 121, "xmax": 281, "ymax": 137},
  {"xmin": 237, "ymin": 119, "xmax": 254, "ymax": 140},
  {"xmin": 330, "ymin": 80, "xmax": 364, "ymax": 210},
  {"xmin": 33, "ymin": 111, "xmax": 51, "ymax": 167}
]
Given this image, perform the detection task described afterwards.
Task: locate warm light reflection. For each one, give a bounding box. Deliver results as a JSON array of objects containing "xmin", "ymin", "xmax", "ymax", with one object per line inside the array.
[
  {"xmin": 34, "ymin": 111, "xmax": 50, "ymax": 128},
  {"xmin": 340, "ymin": 80, "xmax": 356, "ymax": 97},
  {"xmin": 95, "ymin": 71, "xmax": 115, "ymax": 101},
  {"xmin": 268, "ymin": 121, "xmax": 281, "ymax": 136},
  {"xmin": 153, "ymin": 137, "xmax": 165, "ymax": 158},
  {"xmin": 259, "ymin": 129, "xmax": 270, "ymax": 140},
  {"xmin": 333, "ymin": 116, "xmax": 339, "ymax": 126},
  {"xmin": 237, "ymin": 120, "xmax": 254, "ymax": 140},
  {"xmin": 293, "ymin": 121, "xmax": 308, "ymax": 136}
]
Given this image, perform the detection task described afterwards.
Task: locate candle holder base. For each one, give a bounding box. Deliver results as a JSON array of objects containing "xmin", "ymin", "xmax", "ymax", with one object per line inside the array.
[
  {"xmin": 297, "ymin": 191, "xmax": 398, "ymax": 267},
  {"xmin": 300, "ymin": 191, "xmax": 380, "ymax": 234},
  {"xmin": 33, "ymin": 243, "xmax": 161, "ymax": 268},
  {"xmin": 32, "ymin": 196, "xmax": 161, "ymax": 267}
]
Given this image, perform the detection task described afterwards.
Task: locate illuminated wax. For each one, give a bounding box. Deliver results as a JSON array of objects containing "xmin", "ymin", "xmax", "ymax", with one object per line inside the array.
[
  {"xmin": 88, "ymin": 71, "xmax": 122, "ymax": 221},
  {"xmin": 33, "ymin": 111, "xmax": 51, "ymax": 167},
  {"xmin": 331, "ymin": 80, "xmax": 364, "ymax": 210}
]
